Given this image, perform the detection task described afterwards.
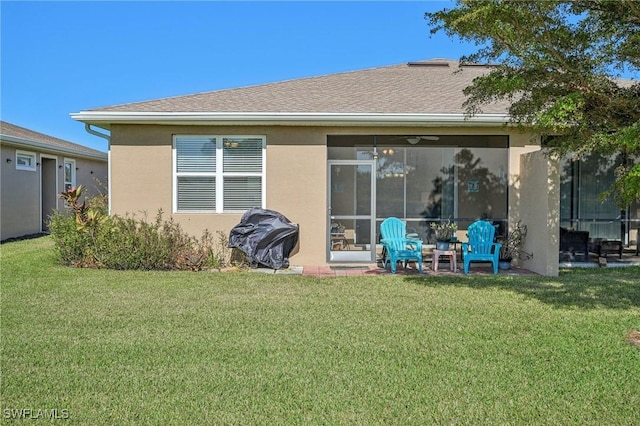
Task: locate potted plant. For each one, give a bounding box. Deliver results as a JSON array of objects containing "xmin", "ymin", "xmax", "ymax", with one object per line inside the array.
[
  {"xmin": 499, "ymin": 220, "xmax": 532, "ymax": 269},
  {"xmin": 430, "ymin": 220, "xmax": 457, "ymax": 250}
]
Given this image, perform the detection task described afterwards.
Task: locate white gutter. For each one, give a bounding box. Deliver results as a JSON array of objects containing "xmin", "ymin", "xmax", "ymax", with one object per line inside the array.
[
  {"xmin": 0, "ymin": 134, "xmax": 107, "ymax": 161},
  {"xmin": 84, "ymin": 123, "xmax": 111, "ymax": 144},
  {"xmin": 82, "ymin": 124, "xmax": 112, "ymax": 215},
  {"xmin": 70, "ymin": 111, "xmax": 510, "ymax": 128}
]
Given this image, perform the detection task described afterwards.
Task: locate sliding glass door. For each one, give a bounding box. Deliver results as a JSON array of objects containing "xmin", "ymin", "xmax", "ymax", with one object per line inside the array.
[{"xmin": 560, "ymin": 153, "xmax": 633, "ymax": 243}]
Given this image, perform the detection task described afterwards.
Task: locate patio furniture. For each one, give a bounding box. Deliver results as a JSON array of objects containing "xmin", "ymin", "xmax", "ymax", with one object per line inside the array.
[
  {"xmin": 461, "ymin": 220, "xmax": 502, "ymax": 274},
  {"xmin": 588, "ymin": 238, "xmax": 623, "ymax": 259},
  {"xmin": 432, "ymin": 249, "xmax": 457, "ymax": 272},
  {"xmin": 331, "ymin": 232, "xmax": 350, "ymax": 250},
  {"xmin": 330, "ymin": 222, "xmax": 350, "ymax": 250},
  {"xmin": 380, "ymin": 217, "xmax": 423, "ymax": 274},
  {"xmin": 559, "ymin": 227, "xmax": 589, "ymax": 261}
]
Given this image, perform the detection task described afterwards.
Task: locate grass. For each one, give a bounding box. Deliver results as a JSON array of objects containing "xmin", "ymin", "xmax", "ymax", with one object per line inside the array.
[{"xmin": 1, "ymin": 236, "xmax": 639, "ymax": 425}]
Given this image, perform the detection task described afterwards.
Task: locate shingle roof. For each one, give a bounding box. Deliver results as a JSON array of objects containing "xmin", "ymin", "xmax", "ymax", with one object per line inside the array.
[
  {"xmin": 0, "ymin": 121, "xmax": 107, "ymax": 157},
  {"xmin": 89, "ymin": 60, "xmax": 511, "ymax": 114}
]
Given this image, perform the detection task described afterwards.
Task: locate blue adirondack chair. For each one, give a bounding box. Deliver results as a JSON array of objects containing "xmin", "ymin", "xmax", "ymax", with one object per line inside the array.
[
  {"xmin": 461, "ymin": 220, "xmax": 502, "ymax": 274},
  {"xmin": 380, "ymin": 217, "xmax": 423, "ymax": 274}
]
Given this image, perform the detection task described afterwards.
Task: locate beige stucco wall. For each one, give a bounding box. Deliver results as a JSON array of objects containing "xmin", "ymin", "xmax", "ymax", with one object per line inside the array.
[
  {"xmin": 505, "ymin": 132, "xmax": 548, "ymax": 270},
  {"xmin": 110, "ymin": 124, "xmax": 553, "ymax": 269},
  {"xmin": 519, "ymin": 150, "xmax": 560, "ymax": 276},
  {"xmin": 506, "ymin": 132, "xmax": 543, "ymax": 222},
  {"xmin": 0, "ymin": 143, "xmax": 107, "ymax": 241},
  {"xmin": 109, "ymin": 124, "xmax": 329, "ymax": 265}
]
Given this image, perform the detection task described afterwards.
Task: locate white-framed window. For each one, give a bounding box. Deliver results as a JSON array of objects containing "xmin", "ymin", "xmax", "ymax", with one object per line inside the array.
[
  {"xmin": 173, "ymin": 135, "xmax": 265, "ymax": 213},
  {"xmin": 16, "ymin": 150, "xmax": 37, "ymax": 171},
  {"xmin": 64, "ymin": 159, "xmax": 76, "ymax": 191}
]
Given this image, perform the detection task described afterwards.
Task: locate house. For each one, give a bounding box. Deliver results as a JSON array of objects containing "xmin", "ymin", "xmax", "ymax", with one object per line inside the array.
[
  {"xmin": 1, "ymin": 121, "xmax": 108, "ymax": 241},
  {"xmin": 70, "ymin": 60, "xmax": 639, "ymax": 276}
]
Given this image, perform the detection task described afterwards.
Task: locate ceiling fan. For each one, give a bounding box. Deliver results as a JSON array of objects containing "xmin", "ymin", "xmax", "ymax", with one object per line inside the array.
[
  {"xmin": 391, "ymin": 135, "xmax": 440, "ymax": 145},
  {"xmin": 406, "ymin": 135, "xmax": 440, "ymax": 144}
]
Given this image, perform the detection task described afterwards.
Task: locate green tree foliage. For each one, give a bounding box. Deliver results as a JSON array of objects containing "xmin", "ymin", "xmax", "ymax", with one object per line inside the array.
[{"xmin": 426, "ymin": 0, "xmax": 640, "ymax": 207}]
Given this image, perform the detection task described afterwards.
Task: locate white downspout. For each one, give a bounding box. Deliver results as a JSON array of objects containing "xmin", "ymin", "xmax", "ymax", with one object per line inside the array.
[{"xmin": 84, "ymin": 124, "xmax": 112, "ymax": 214}]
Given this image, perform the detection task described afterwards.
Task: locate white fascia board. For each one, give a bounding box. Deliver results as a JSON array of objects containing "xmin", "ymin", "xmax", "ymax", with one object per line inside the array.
[
  {"xmin": 70, "ymin": 111, "xmax": 510, "ymax": 128},
  {"xmin": 0, "ymin": 134, "xmax": 108, "ymax": 161}
]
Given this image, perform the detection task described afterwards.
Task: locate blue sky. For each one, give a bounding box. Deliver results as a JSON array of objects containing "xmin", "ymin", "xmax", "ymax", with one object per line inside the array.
[{"xmin": 2, "ymin": 1, "xmax": 472, "ymax": 152}]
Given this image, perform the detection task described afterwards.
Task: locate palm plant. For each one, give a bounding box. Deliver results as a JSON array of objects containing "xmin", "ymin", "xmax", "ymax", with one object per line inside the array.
[
  {"xmin": 499, "ymin": 220, "xmax": 532, "ymax": 261},
  {"xmin": 430, "ymin": 220, "xmax": 457, "ymax": 241}
]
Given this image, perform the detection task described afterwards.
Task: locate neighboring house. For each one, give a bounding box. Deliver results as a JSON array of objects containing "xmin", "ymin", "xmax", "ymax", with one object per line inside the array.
[
  {"xmin": 70, "ymin": 60, "xmax": 638, "ymax": 276},
  {"xmin": 1, "ymin": 121, "xmax": 108, "ymax": 241}
]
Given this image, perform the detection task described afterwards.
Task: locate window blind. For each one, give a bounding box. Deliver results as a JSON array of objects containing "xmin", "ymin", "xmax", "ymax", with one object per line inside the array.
[
  {"xmin": 176, "ymin": 138, "xmax": 216, "ymax": 173},
  {"xmin": 174, "ymin": 135, "xmax": 264, "ymax": 212},
  {"xmin": 223, "ymin": 176, "xmax": 262, "ymax": 210},
  {"xmin": 177, "ymin": 177, "xmax": 216, "ymax": 211},
  {"xmin": 223, "ymin": 138, "xmax": 263, "ymax": 173}
]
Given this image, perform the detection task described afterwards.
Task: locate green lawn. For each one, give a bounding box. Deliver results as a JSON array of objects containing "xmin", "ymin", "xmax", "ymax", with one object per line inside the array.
[{"xmin": 2, "ymin": 237, "xmax": 639, "ymax": 425}]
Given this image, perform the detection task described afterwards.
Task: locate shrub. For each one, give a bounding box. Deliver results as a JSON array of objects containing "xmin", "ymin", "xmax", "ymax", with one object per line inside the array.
[
  {"xmin": 91, "ymin": 211, "xmax": 182, "ymax": 270},
  {"xmin": 48, "ymin": 209, "xmax": 90, "ymax": 266},
  {"xmin": 49, "ymin": 185, "xmax": 106, "ymax": 267},
  {"xmin": 199, "ymin": 230, "xmax": 236, "ymax": 270},
  {"xmin": 49, "ymin": 187, "xmax": 230, "ymax": 271}
]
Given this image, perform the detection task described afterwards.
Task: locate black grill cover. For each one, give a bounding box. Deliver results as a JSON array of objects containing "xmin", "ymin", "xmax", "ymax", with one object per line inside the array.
[{"xmin": 228, "ymin": 208, "xmax": 299, "ymax": 269}]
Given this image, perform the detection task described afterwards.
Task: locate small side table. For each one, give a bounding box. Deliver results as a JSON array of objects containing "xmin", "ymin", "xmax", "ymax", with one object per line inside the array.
[
  {"xmin": 432, "ymin": 249, "xmax": 457, "ymax": 272},
  {"xmin": 330, "ymin": 232, "xmax": 350, "ymax": 250}
]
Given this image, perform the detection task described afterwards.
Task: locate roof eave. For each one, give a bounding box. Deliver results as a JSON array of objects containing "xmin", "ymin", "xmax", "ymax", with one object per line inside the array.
[
  {"xmin": 70, "ymin": 111, "xmax": 511, "ymax": 129},
  {"xmin": 0, "ymin": 134, "xmax": 108, "ymax": 161}
]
